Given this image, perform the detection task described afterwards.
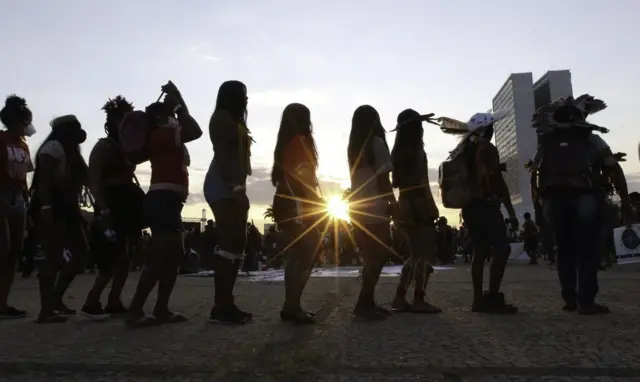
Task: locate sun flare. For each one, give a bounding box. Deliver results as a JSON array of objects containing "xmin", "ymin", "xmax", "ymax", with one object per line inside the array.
[{"xmin": 326, "ymin": 195, "xmax": 350, "ymax": 221}]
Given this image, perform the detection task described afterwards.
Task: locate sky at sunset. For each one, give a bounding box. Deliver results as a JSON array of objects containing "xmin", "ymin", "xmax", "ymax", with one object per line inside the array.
[{"xmin": 2, "ymin": 0, "xmax": 639, "ymax": 231}]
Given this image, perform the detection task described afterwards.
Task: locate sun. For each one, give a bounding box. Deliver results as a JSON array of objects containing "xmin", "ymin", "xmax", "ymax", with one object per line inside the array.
[{"xmin": 326, "ymin": 195, "xmax": 350, "ymax": 221}]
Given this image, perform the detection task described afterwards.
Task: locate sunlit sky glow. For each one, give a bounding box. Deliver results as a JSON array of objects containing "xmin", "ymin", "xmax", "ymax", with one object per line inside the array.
[{"xmin": 3, "ymin": 0, "xmax": 639, "ymax": 231}]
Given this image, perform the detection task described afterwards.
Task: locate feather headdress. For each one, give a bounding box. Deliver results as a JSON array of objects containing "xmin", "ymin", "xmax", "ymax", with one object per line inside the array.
[
  {"xmin": 437, "ymin": 109, "xmax": 511, "ymax": 155},
  {"xmin": 438, "ymin": 109, "xmax": 511, "ymax": 136},
  {"xmin": 532, "ymin": 95, "xmax": 608, "ymax": 134},
  {"xmin": 391, "ymin": 112, "xmax": 442, "ymax": 131}
]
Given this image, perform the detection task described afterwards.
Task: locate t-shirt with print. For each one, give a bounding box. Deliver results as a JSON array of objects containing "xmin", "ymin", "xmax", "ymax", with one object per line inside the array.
[
  {"xmin": 349, "ymin": 137, "xmax": 393, "ymax": 224},
  {"xmin": 0, "ymin": 130, "xmax": 33, "ymax": 193},
  {"xmin": 148, "ymin": 126, "xmax": 189, "ymax": 198}
]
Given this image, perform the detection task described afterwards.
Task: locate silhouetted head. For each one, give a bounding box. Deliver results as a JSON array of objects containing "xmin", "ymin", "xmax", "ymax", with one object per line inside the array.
[
  {"xmin": 0, "ymin": 95, "xmax": 33, "ymax": 136},
  {"xmin": 348, "ymin": 105, "xmax": 388, "ymax": 171},
  {"xmin": 145, "ymin": 101, "xmax": 178, "ymax": 130},
  {"xmin": 49, "ymin": 115, "xmax": 86, "ymax": 145},
  {"xmin": 395, "ymin": 108, "xmax": 424, "ymax": 146},
  {"xmin": 215, "ymin": 80, "xmax": 248, "ymax": 124},
  {"xmin": 524, "ymin": 212, "xmax": 531, "ymax": 220},
  {"xmin": 31, "ymin": 115, "xmax": 88, "ymax": 195},
  {"xmin": 101, "ymin": 96, "xmax": 133, "ymax": 141},
  {"xmin": 271, "ymin": 103, "xmax": 317, "ymax": 186}
]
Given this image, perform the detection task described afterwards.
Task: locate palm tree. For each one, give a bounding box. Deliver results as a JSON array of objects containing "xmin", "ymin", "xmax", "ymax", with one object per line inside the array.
[{"xmin": 263, "ymin": 205, "xmax": 275, "ymax": 223}]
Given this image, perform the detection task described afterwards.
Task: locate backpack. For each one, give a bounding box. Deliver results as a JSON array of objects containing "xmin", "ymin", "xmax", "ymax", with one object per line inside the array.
[
  {"xmin": 438, "ymin": 142, "xmax": 480, "ymax": 209},
  {"xmin": 118, "ymin": 110, "xmax": 152, "ymax": 165},
  {"xmin": 536, "ymin": 129, "xmax": 595, "ymax": 194}
]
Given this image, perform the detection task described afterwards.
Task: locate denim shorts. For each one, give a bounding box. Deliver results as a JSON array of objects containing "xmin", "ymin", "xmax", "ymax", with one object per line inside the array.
[
  {"xmin": 144, "ymin": 190, "xmax": 184, "ymax": 233},
  {"xmin": 461, "ymin": 198, "xmax": 510, "ymax": 252}
]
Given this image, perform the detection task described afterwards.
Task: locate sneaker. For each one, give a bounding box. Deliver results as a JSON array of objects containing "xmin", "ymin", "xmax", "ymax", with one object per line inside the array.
[
  {"xmin": 54, "ymin": 303, "xmax": 76, "ymax": 316},
  {"xmin": 0, "ymin": 306, "xmax": 27, "ymax": 319},
  {"xmin": 209, "ymin": 306, "xmax": 250, "ymax": 325},
  {"xmin": 80, "ymin": 304, "xmax": 111, "ymax": 321}
]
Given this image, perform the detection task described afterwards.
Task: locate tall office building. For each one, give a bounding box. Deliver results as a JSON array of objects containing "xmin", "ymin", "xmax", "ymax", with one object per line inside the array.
[
  {"xmin": 492, "ymin": 73, "xmax": 536, "ymax": 218},
  {"xmin": 491, "ymin": 70, "xmax": 573, "ymax": 219},
  {"xmin": 533, "ymin": 70, "xmax": 573, "ymax": 111}
]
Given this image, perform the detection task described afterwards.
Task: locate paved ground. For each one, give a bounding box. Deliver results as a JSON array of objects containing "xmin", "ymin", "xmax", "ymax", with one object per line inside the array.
[{"xmin": 1, "ymin": 262, "xmax": 639, "ymax": 381}]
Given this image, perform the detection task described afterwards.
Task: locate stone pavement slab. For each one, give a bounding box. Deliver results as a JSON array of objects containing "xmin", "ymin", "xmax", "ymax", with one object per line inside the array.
[{"xmin": 1, "ymin": 263, "xmax": 639, "ymax": 381}]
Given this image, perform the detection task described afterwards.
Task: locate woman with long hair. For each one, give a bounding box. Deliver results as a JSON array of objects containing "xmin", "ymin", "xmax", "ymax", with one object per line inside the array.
[
  {"xmin": 30, "ymin": 114, "xmax": 90, "ymax": 323},
  {"xmin": 204, "ymin": 80, "xmax": 253, "ymax": 324},
  {"xmin": 126, "ymin": 82, "xmax": 202, "ymax": 327},
  {"xmin": 81, "ymin": 96, "xmax": 145, "ymax": 320},
  {"xmin": 389, "ymin": 109, "xmax": 442, "ymax": 314},
  {"xmin": 0, "ymin": 95, "xmax": 35, "ymax": 318},
  {"xmin": 347, "ymin": 105, "xmax": 397, "ymax": 320},
  {"xmin": 271, "ymin": 103, "xmax": 323, "ymax": 324}
]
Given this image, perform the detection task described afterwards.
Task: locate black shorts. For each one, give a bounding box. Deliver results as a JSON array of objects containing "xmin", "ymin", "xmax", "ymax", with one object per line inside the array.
[
  {"xmin": 461, "ymin": 199, "xmax": 510, "ymax": 252},
  {"xmin": 144, "ymin": 190, "xmax": 184, "ymax": 233},
  {"xmin": 103, "ymin": 183, "xmax": 145, "ymax": 237}
]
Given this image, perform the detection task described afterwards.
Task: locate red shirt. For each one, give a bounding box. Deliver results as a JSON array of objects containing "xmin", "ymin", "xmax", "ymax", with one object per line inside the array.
[
  {"xmin": 148, "ymin": 126, "xmax": 189, "ymax": 195},
  {"xmin": 0, "ymin": 130, "xmax": 33, "ymax": 193}
]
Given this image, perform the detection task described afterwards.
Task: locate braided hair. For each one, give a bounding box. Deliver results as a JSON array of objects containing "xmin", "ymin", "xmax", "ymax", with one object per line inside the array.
[{"xmin": 101, "ymin": 96, "xmax": 133, "ymax": 141}]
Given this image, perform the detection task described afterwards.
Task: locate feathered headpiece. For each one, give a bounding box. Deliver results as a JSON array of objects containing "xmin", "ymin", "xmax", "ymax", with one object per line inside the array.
[
  {"xmin": 391, "ymin": 112, "xmax": 442, "ymax": 131},
  {"xmin": 438, "ymin": 109, "xmax": 511, "ymax": 136},
  {"xmin": 436, "ymin": 109, "xmax": 511, "ymax": 156},
  {"xmin": 101, "ymin": 96, "xmax": 133, "ymax": 119},
  {"xmin": 532, "ymin": 94, "xmax": 608, "ymax": 134}
]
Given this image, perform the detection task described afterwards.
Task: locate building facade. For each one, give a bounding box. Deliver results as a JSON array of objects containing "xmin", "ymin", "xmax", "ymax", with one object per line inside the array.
[
  {"xmin": 491, "ymin": 70, "xmax": 573, "ymax": 220},
  {"xmin": 492, "ymin": 72, "xmax": 537, "ymax": 219}
]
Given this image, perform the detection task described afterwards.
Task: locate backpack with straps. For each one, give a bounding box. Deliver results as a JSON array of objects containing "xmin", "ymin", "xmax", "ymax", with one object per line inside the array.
[
  {"xmin": 536, "ymin": 129, "xmax": 596, "ymax": 193},
  {"xmin": 532, "ymin": 96, "xmax": 607, "ymax": 195},
  {"xmin": 438, "ymin": 141, "xmax": 481, "ymax": 209}
]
